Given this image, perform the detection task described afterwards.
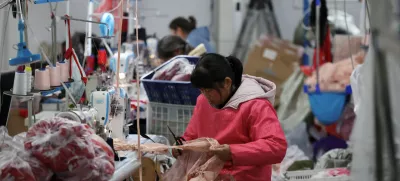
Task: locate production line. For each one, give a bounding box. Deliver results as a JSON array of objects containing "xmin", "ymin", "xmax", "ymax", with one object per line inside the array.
[{"xmin": 0, "ymin": 0, "xmax": 400, "ymax": 181}]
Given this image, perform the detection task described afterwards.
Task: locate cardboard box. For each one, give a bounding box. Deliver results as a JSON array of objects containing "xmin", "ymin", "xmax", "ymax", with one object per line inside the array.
[
  {"xmin": 244, "ymin": 37, "xmax": 301, "ymax": 107},
  {"xmin": 245, "ymin": 42, "xmax": 299, "ymax": 84},
  {"xmin": 6, "ymin": 109, "xmax": 28, "ymax": 136}
]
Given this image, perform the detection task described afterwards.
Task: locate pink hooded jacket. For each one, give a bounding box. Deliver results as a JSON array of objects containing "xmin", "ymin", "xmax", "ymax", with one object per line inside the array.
[{"xmin": 183, "ymin": 75, "xmax": 287, "ymax": 181}]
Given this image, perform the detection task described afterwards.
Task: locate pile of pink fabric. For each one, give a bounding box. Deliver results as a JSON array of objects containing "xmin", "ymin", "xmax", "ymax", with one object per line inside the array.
[
  {"xmin": 152, "ymin": 58, "xmax": 194, "ymax": 81},
  {"xmin": 23, "ymin": 117, "xmax": 115, "ymax": 181},
  {"xmin": 304, "ymin": 51, "xmax": 365, "ymax": 92}
]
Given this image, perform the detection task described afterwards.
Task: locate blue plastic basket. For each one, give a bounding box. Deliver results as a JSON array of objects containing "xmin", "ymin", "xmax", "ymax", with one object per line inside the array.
[
  {"xmin": 141, "ymin": 56, "xmax": 200, "ymax": 105},
  {"xmin": 304, "ymin": 85, "xmax": 352, "ymax": 125}
]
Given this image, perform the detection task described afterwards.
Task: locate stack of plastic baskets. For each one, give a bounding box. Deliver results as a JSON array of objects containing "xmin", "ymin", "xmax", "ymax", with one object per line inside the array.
[
  {"xmin": 304, "ymin": 85, "xmax": 352, "ymax": 125},
  {"xmin": 141, "ymin": 55, "xmax": 200, "ymax": 142},
  {"xmin": 284, "ymin": 169, "xmax": 350, "ymax": 181},
  {"xmin": 146, "ymin": 102, "xmax": 194, "ymax": 143}
]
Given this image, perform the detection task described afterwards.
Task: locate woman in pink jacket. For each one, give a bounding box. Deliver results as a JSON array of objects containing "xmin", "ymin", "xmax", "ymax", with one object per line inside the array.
[{"xmin": 182, "ymin": 53, "xmax": 287, "ymax": 181}]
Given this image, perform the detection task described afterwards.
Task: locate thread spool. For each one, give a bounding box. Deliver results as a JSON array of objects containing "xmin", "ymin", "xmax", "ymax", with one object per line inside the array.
[
  {"xmin": 25, "ymin": 66, "xmax": 32, "ymax": 92},
  {"xmin": 34, "ymin": 69, "xmax": 51, "ymax": 90},
  {"xmin": 13, "ymin": 71, "xmax": 28, "ymax": 95},
  {"xmin": 58, "ymin": 61, "xmax": 70, "ymax": 82},
  {"xmin": 47, "ymin": 65, "xmax": 61, "ymax": 86}
]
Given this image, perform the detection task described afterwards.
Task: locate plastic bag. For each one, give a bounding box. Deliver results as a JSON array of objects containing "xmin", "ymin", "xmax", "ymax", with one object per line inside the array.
[
  {"xmin": 311, "ymin": 168, "xmax": 350, "ymax": 179},
  {"xmin": 336, "ymin": 104, "xmax": 356, "ymax": 141},
  {"xmin": 24, "ymin": 117, "xmax": 114, "ymax": 181},
  {"xmin": 350, "ymin": 64, "xmax": 363, "ymax": 114},
  {"xmin": 152, "ymin": 58, "xmax": 194, "ymax": 81},
  {"xmin": 315, "ymin": 149, "xmax": 352, "ymax": 169},
  {"xmin": 271, "ymin": 145, "xmax": 309, "ymax": 181},
  {"xmin": 0, "ymin": 127, "xmax": 53, "ymax": 181}
]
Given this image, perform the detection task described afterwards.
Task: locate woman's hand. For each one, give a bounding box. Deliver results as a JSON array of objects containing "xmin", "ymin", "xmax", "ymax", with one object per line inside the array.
[{"xmin": 210, "ymin": 144, "xmax": 232, "ymax": 162}]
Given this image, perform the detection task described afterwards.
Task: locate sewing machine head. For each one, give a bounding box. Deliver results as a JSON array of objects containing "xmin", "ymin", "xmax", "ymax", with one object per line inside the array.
[{"xmin": 90, "ymin": 87, "xmax": 130, "ymax": 139}]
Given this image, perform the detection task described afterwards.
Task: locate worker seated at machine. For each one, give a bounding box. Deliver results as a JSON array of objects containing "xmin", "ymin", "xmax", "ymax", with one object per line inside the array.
[
  {"xmin": 156, "ymin": 35, "xmax": 207, "ymax": 65},
  {"xmin": 156, "ymin": 35, "xmax": 194, "ymax": 64}
]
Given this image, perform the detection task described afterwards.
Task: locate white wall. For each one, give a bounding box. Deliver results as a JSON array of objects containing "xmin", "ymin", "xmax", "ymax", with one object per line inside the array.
[
  {"xmin": 139, "ymin": 0, "xmax": 212, "ymax": 38},
  {"xmin": 0, "ymin": 0, "xmax": 93, "ymax": 71}
]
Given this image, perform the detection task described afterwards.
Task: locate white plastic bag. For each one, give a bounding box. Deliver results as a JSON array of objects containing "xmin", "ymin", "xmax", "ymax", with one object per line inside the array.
[
  {"xmin": 0, "ymin": 127, "xmax": 53, "ymax": 181},
  {"xmin": 152, "ymin": 57, "xmax": 194, "ymax": 81},
  {"xmin": 24, "ymin": 118, "xmax": 114, "ymax": 181},
  {"xmin": 350, "ymin": 64, "xmax": 363, "ymax": 114}
]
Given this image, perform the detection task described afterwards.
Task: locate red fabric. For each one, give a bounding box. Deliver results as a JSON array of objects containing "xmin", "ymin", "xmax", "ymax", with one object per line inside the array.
[
  {"xmin": 85, "ymin": 56, "xmax": 95, "ymax": 75},
  {"xmin": 24, "ymin": 118, "xmax": 114, "ymax": 180},
  {"xmin": 183, "ymin": 95, "xmax": 287, "ymax": 181},
  {"xmin": 122, "ymin": 17, "xmax": 128, "ymax": 33},
  {"xmin": 312, "ymin": 27, "xmax": 332, "ymax": 70}
]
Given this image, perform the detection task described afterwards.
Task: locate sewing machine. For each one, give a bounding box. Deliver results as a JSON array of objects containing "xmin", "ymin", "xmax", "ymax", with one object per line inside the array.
[{"xmin": 90, "ymin": 87, "xmax": 131, "ymax": 139}]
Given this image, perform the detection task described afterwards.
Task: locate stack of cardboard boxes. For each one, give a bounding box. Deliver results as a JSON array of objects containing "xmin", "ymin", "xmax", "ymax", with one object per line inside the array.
[{"xmin": 244, "ymin": 36, "xmax": 303, "ymax": 107}]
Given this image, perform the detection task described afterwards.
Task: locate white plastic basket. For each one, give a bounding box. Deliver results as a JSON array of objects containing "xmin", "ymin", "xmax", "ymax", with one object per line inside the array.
[
  {"xmin": 146, "ymin": 102, "xmax": 194, "ymax": 143},
  {"xmin": 284, "ymin": 169, "xmax": 350, "ymax": 181}
]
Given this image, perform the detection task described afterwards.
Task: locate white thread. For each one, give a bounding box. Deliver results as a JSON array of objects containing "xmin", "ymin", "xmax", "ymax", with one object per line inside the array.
[
  {"xmin": 13, "ymin": 71, "xmax": 27, "ymax": 95},
  {"xmin": 34, "ymin": 69, "xmax": 51, "ymax": 90}
]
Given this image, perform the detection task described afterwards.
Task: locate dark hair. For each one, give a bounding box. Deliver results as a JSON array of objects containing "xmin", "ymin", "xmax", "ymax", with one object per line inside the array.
[
  {"xmin": 157, "ymin": 35, "xmax": 193, "ymax": 60},
  {"xmin": 191, "ymin": 53, "xmax": 243, "ymax": 90},
  {"xmin": 169, "ymin": 16, "xmax": 197, "ymax": 33},
  {"xmin": 310, "ymin": 0, "xmax": 328, "ymax": 46}
]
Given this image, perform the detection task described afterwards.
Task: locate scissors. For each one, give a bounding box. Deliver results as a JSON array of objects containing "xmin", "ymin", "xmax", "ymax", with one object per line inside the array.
[{"xmin": 167, "ymin": 125, "xmax": 185, "ymax": 155}]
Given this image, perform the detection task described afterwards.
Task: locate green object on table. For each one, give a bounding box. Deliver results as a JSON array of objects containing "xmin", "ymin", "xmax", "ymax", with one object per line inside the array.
[{"xmin": 287, "ymin": 160, "xmax": 314, "ymax": 171}]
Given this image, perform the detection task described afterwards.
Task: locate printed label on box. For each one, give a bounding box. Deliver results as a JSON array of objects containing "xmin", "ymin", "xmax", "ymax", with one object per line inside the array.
[{"xmin": 263, "ymin": 49, "xmax": 278, "ymax": 61}]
